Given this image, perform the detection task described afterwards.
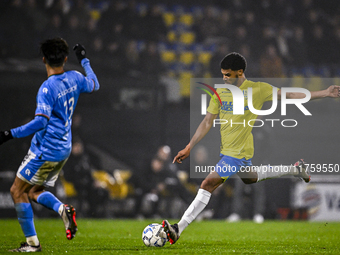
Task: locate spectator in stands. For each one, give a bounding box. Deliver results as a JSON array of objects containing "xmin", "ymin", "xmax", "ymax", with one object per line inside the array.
[
  {"xmin": 209, "ymin": 43, "xmax": 229, "ymax": 78},
  {"xmin": 43, "ymin": 13, "xmax": 63, "ymax": 40},
  {"xmin": 308, "ymin": 25, "xmax": 330, "ymax": 68},
  {"xmin": 83, "ymin": 16, "xmax": 101, "ymax": 51},
  {"xmin": 275, "ymin": 26, "xmax": 291, "ymax": 66},
  {"xmin": 0, "ymin": 0, "xmax": 33, "ymax": 57},
  {"xmin": 242, "ymin": 11, "xmax": 259, "ymax": 43},
  {"xmin": 25, "ymin": 0, "xmax": 49, "ymax": 43},
  {"xmin": 97, "ymin": 1, "xmax": 126, "ymax": 41},
  {"xmin": 123, "ymin": 0, "xmax": 144, "ymax": 40},
  {"xmin": 329, "ymin": 26, "xmax": 340, "ymax": 73},
  {"xmin": 217, "ymin": 10, "xmax": 234, "ymax": 41},
  {"xmin": 63, "ymin": 137, "xmax": 108, "ymax": 218},
  {"xmin": 259, "ymin": 26, "xmax": 276, "ymax": 58},
  {"xmin": 139, "ymin": 42, "xmax": 165, "ymax": 78},
  {"xmin": 63, "ymin": 14, "xmax": 87, "ymax": 48},
  {"xmin": 288, "ymin": 26, "xmax": 308, "ymax": 73},
  {"xmin": 130, "ymin": 145, "xmax": 193, "ymax": 218},
  {"xmin": 45, "ymin": 0, "xmax": 71, "ymax": 16},
  {"xmin": 231, "ymin": 25, "xmax": 248, "ymax": 51},
  {"xmin": 194, "ymin": 6, "xmax": 220, "ymax": 43},
  {"xmin": 69, "ymin": 0, "xmax": 91, "ymax": 31},
  {"xmin": 143, "ymin": 5, "xmax": 167, "ymax": 42},
  {"xmin": 106, "ymin": 40, "xmax": 127, "ymax": 75},
  {"xmin": 124, "ymin": 40, "xmax": 140, "ymax": 74},
  {"xmin": 260, "ymin": 44, "xmax": 284, "ymax": 77},
  {"xmin": 2, "ymin": 0, "xmax": 340, "ymax": 80},
  {"xmin": 85, "ymin": 35, "xmax": 106, "ymax": 71},
  {"xmin": 238, "ymin": 43, "xmax": 259, "ymax": 78}
]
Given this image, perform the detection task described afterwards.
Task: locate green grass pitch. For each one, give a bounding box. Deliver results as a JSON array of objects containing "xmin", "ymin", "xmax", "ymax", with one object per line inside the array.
[{"xmin": 1, "ymin": 219, "xmax": 340, "ymax": 254}]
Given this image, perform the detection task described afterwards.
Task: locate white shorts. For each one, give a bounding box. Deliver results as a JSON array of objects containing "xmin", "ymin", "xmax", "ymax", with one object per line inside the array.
[{"xmin": 17, "ymin": 149, "xmax": 68, "ymax": 187}]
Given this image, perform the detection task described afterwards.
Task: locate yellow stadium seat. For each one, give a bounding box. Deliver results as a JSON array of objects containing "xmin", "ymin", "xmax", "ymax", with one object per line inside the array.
[
  {"xmin": 161, "ymin": 51, "xmax": 177, "ymax": 63},
  {"xmin": 163, "ymin": 12, "xmax": 176, "ymax": 27},
  {"xmin": 179, "ymin": 51, "xmax": 195, "ymax": 65},
  {"xmin": 90, "ymin": 10, "xmax": 101, "ymax": 20},
  {"xmin": 167, "ymin": 30, "xmax": 177, "ymax": 42},
  {"xmin": 179, "ymin": 13, "xmax": 194, "ymax": 26},
  {"xmin": 179, "ymin": 32, "xmax": 195, "ymax": 45},
  {"xmin": 92, "ymin": 170, "xmax": 133, "ymax": 199},
  {"xmin": 59, "ymin": 176, "xmax": 77, "ymax": 197},
  {"xmin": 197, "ymin": 51, "xmax": 212, "ymax": 66},
  {"xmin": 179, "ymin": 71, "xmax": 194, "ymax": 97}
]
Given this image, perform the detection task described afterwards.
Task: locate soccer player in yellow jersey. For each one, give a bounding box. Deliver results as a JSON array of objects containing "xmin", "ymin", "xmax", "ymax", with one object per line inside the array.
[{"xmin": 162, "ymin": 52, "xmax": 340, "ymax": 244}]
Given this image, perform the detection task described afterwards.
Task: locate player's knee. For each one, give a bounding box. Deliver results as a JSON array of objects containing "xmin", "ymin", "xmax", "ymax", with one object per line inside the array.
[
  {"xmin": 200, "ymin": 179, "xmax": 209, "ymax": 190},
  {"xmin": 10, "ymin": 184, "xmax": 20, "ymax": 200},
  {"xmin": 200, "ymin": 178, "xmax": 221, "ymax": 193}
]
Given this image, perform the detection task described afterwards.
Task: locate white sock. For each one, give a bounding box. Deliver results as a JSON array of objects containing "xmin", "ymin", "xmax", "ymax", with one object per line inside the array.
[
  {"xmin": 177, "ymin": 188, "xmax": 211, "ymax": 235},
  {"xmin": 257, "ymin": 165, "xmax": 298, "ymax": 182},
  {"xmin": 26, "ymin": 235, "xmax": 39, "ymax": 246},
  {"xmin": 58, "ymin": 204, "xmax": 64, "ymax": 216}
]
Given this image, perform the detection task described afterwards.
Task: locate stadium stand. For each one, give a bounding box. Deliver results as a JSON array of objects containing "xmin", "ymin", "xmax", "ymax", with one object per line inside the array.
[{"xmin": 1, "ymin": 0, "xmax": 340, "ymax": 219}]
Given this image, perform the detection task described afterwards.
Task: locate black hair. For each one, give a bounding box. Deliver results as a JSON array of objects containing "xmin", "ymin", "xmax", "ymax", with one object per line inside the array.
[
  {"xmin": 220, "ymin": 52, "xmax": 247, "ymax": 72},
  {"xmin": 40, "ymin": 38, "xmax": 69, "ymax": 67}
]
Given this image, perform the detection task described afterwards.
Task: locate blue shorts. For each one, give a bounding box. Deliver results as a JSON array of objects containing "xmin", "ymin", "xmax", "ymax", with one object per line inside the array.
[
  {"xmin": 16, "ymin": 149, "xmax": 68, "ymax": 187},
  {"xmin": 215, "ymin": 154, "xmax": 252, "ymax": 181}
]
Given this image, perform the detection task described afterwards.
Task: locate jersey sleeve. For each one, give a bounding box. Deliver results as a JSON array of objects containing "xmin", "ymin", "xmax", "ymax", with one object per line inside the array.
[
  {"xmin": 76, "ymin": 58, "xmax": 100, "ymax": 93},
  {"xmin": 206, "ymin": 94, "xmax": 220, "ymax": 114},
  {"xmin": 35, "ymin": 82, "xmax": 55, "ymax": 120},
  {"xmin": 11, "ymin": 115, "xmax": 48, "ymax": 138},
  {"xmin": 260, "ymin": 82, "xmax": 278, "ymax": 102},
  {"xmin": 11, "ymin": 82, "xmax": 53, "ymax": 138}
]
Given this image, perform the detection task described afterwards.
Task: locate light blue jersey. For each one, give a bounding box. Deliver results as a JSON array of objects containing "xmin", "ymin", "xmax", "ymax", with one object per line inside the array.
[{"xmin": 11, "ymin": 58, "xmax": 99, "ymax": 162}]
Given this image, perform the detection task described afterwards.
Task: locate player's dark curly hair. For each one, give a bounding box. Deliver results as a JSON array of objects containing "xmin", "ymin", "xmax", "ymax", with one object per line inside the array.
[
  {"xmin": 220, "ymin": 52, "xmax": 247, "ymax": 72},
  {"xmin": 40, "ymin": 38, "xmax": 69, "ymax": 67}
]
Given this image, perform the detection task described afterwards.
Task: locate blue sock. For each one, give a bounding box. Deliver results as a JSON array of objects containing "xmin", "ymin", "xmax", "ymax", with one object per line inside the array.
[
  {"xmin": 36, "ymin": 191, "xmax": 63, "ymax": 213},
  {"xmin": 15, "ymin": 203, "xmax": 37, "ymax": 237}
]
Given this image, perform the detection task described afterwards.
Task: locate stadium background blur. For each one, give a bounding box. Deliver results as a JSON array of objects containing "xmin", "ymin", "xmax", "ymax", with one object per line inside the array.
[{"xmin": 0, "ymin": 0, "xmax": 339, "ymax": 220}]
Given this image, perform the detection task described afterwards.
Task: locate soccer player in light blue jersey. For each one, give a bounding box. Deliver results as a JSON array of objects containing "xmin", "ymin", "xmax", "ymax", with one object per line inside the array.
[{"xmin": 0, "ymin": 37, "xmax": 100, "ymax": 252}]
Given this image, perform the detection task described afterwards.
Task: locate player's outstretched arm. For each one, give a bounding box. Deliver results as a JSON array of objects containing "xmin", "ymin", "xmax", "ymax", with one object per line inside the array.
[
  {"xmin": 0, "ymin": 115, "xmax": 48, "ymax": 145},
  {"xmin": 278, "ymin": 85, "xmax": 340, "ymax": 100},
  {"xmin": 73, "ymin": 44, "xmax": 100, "ymax": 92},
  {"xmin": 173, "ymin": 112, "xmax": 218, "ymax": 164}
]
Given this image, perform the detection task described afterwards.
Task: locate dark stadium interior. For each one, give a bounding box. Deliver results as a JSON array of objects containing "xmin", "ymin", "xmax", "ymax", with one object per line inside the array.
[{"xmin": 0, "ymin": 0, "xmax": 340, "ymax": 220}]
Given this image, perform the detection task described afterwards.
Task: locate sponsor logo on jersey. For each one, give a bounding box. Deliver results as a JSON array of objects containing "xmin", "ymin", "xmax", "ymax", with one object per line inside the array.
[
  {"xmin": 58, "ymin": 85, "xmax": 77, "ymax": 98},
  {"xmin": 221, "ymin": 101, "xmax": 249, "ymax": 112}
]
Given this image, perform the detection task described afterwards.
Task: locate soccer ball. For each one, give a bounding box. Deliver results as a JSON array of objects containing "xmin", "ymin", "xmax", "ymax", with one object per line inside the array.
[{"xmin": 142, "ymin": 223, "xmax": 167, "ymax": 247}]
